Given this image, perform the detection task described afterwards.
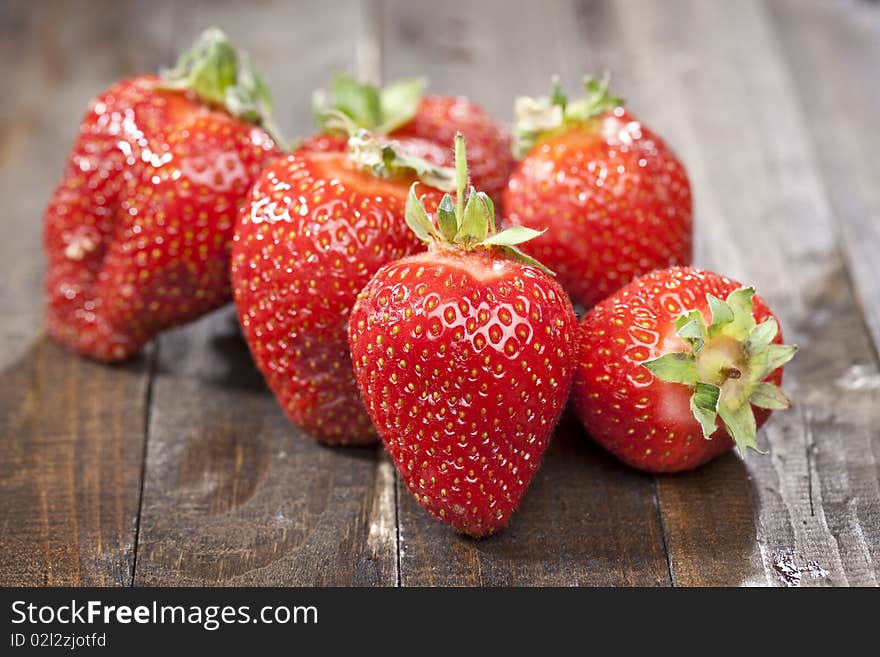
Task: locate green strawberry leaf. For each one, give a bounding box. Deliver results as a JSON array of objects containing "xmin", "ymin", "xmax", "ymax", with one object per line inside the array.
[
  {"xmin": 330, "ymin": 73, "xmax": 382, "ymax": 129},
  {"xmin": 476, "ymin": 192, "xmax": 496, "ymax": 233},
  {"xmin": 752, "ymin": 343, "xmax": 798, "ymax": 381},
  {"xmin": 398, "ymin": 132, "xmax": 553, "ymax": 273},
  {"xmin": 159, "ymin": 27, "xmax": 287, "ymax": 149},
  {"xmin": 497, "ymin": 245, "xmax": 554, "ymax": 275},
  {"xmin": 480, "ymin": 226, "xmax": 546, "ymax": 247},
  {"xmin": 550, "ymin": 76, "xmax": 567, "ymax": 110},
  {"xmin": 378, "ymin": 77, "xmax": 426, "ymax": 133},
  {"xmin": 706, "ymin": 294, "xmax": 733, "ymax": 336},
  {"xmin": 750, "ymin": 382, "xmax": 791, "ymax": 410},
  {"xmin": 346, "ymin": 129, "xmax": 455, "ymax": 191},
  {"xmin": 675, "ymin": 310, "xmax": 706, "ymax": 350},
  {"xmin": 456, "ymin": 187, "xmax": 489, "ymax": 245},
  {"xmin": 745, "ymin": 318, "xmax": 779, "ymax": 357},
  {"xmin": 643, "ymin": 352, "xmax": 698, "ymax": 385},
  {"xmin": 690, "ymin": 382, "xmax": 721, "ymax": 438},
  {"xmin": 436, "ymin": 194, "xmax": 458, "ymax": 242},
  {"xmin": 718, "ymin": 399, "xmax": 760, "ymax": 455},
  {"xmin": 563, "ymin": 75, "xmax": 623, "ymax": 122},
  {"xmin": 405, "ymin": 184, "xmax": 439, "ymax": 244},
  {"xmin": 723, "ymin": 286, "xmax": 757, "ymax": 338}
]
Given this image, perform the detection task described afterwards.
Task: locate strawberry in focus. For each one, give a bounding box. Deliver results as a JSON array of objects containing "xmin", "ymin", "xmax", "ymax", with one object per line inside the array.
[
  {"xmin": 44, "ymin": 29, "xmax": 284, "ymax": 361},
  {"xmin": 302, "ymin": 74, "xmax": 515, "ymax": 205},
  {"xmin": 232, "ymin": 130, "xmax": 451, "ymax": 444},
  {"xmin": 349, "ymin": 135, "xmax": 577, "ymax": 535},
  {"xmin": 504, "ymin": 77, "xmax": 692, "ymax": 309},
  {"xmin": 571, "ymin": 266, "xmax": 797, "ymax": 473}
]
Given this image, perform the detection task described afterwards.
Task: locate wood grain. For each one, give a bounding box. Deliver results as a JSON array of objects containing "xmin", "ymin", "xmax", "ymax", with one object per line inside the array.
[
  {"xmin": 396, "ymin": 414, "xmax": 670, "ymax": 586},
  {"xmin": 132, "ymin": 0, "xmax": 398, "ymax": 586},
  {"xmin": 133, "ymin": 310, "xmax": 397, "ymax": 586},
  {"xmin": 382, "ymin": 0, "xmax": 671, "ymax": 586},
  {"xmin": 768, "ymin": 0, "xmax": 880, "ymax": 585},
  {"xmin": 575, "ymin": 0, "xmax": 880, "ymax": 585},
  {"xmin": 0, "ymin": 0, "xmax": 174, "ymax": 586},
  {"xmin": 767, "ymin": 0, "xmax": 880, "ymax": 360},
  {"xmin": 1, "ymin": 0, "xmax": 879, "ymax": 587}
]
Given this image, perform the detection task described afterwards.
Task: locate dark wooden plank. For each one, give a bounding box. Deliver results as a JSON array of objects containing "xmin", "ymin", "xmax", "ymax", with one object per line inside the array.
[
  {"xmin": 397, "ymin": 414, "xmax": 669, "ymax": 586},
  {"xmin": 578, "ymin": 0, "xmax": 879, "ymax": 585},
  {"xmin": 0, "ymin": 0, "xmax": 175, "ymax": 585},
  {"xmin": 767, "ymin": 0, "xmax": 880, "ymax": 585},
  {"xmin": 133, "ymin": 310, "xmax": 397, "ymax": 586},
  {"xmin": 382, "ymin": 0, "xmax": 671, "ymax": 586},
  {"xmin": 767, "ymin": 0, "xmax": 880, "ymax": 360},
  {"xmin": 133, "ymin": 0, "xmax": 398, "ymax": 586}
]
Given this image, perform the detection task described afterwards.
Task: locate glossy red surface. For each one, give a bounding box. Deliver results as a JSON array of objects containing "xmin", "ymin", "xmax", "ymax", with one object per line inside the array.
[
  {"xmin": 232, "ymin": 151, "xmax": 443, "ymax": 444},
  {"xmin": 504, "ymin": 108, "xmax": 693, "ymax": 308},
  {"xmin": 43, "ymin": 75, "xmax": 280, "ymax": 361},
  {"xmin": 571, "ymin": 267, "xmax": 784, "ymax": 473},
  {"xmin": 349, "ymin": 247, "xmax": 578, "ymax": 535}
]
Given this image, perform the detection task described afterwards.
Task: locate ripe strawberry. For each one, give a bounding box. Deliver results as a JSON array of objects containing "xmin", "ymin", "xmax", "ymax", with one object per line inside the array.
[
  {"xmin": 232, "ymin": 131, "xmax": 451, "ymax": 444},
  {"xmin": 43, "ymin": 28, "xmax": 284, "ymax": 361},
  {"xmin": 504, "ymin": 77, "xmax": 693, "ymax": 309},
  {"xmin": 349, "ymin": 135, "xmax": 578, "ymax": 535},
  {"xmin": 305, "ymin": 74, "xmax": 515, "ymax": 204},
  {"xmin": 571, "ymin": 267, "xmax": 797, "ymax": 473}
]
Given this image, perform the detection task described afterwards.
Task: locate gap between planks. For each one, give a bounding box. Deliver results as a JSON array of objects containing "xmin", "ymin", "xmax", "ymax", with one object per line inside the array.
[{"xmin": 130, "ymin": 344, "xmax": 159, "ymax": 586}]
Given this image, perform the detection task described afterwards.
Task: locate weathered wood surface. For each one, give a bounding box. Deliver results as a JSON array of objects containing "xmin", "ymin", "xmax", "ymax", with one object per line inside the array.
[
  {"xmin": 0, "ymin": 0, "xmax": 172, "ymax": 586},
  {"xmin": 577, "ymin": 0, "xmax": 880, "ymax": 586},
  {"xmin": 132, "ymin": 0, "xmax": 399, "ymax": 586},
  {"xmin": 0, "ymin": 0, "xmax": 878, "ymax": 587},
  {"xmin": 382, "ymin": 0, "xmax": 670, "ymax": 586}
]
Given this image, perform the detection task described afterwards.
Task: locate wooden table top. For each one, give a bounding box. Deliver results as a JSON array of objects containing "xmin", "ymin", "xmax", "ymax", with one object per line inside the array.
[{"xmin": 2, "ymin": 0, "xmax": 879, "ymax": 587}]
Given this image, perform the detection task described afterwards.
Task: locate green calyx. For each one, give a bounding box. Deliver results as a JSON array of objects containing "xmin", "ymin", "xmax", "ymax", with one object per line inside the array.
[
  {"xmin": 405, "ymin": 133, "xmax": 551, "ymax": 272},
  {"xmin": 513, "ymin": 75, "xmax": 624, "ymax": 158},
  {"xmin": 328, "ymin": 111, "xmax": 455, "ymax": 192},
  {"xmin": 313, "ymin": 73, "xmax": 426, "ymax": 135},
  {"xmin": 158, "ymin": 27, "xmax": 288, "ymax": 150},
  {"xmin": 642, "ymin": 287, "xmax": 798, "ymax": 455}
]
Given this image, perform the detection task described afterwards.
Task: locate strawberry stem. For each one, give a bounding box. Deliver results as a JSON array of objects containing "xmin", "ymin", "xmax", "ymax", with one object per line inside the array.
[
  {"xmin": 455, "ymin": 134, "xmax": 467, "ymax": 221},
  {"xmin": 513, "ymin": 75, "xmax": 624, "ymax": 158},
  {"xmin": 404, "ymin": 133, "xmax": 553, "ymax": 273},
  {"xmin": 338, "ymin": 121, "xmax": 455, "ymax": 192},
  {"xmin": 642, "ymin": 287, "xmax": 798, "ymax": 455},
  {"xmin": 312, "ymin": 73, "xmax": 426, "ymax": 135},
  {"xmin": 158, "ymin": 27, "xmax": 288, "ymax": 150}
]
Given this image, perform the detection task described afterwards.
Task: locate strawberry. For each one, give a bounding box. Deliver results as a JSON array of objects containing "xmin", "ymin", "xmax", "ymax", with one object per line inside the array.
[
  {"xmin": 43, "ymin": 28, "xmax": 284, "ymax": 361},
  {"xmin": 348, "ymin": 135, "xmax": 578, "ymax": 535},
  {"xmin": 503, "ymin": 77, "xmax": 693, "ymax": 309},
  {"xmin": 571, "ymin": 266, "xmax": 797, "ymax": 473},
  {"xmin": 231, "ymin": 130, "xmax": 452, "ymax": 444},
  {"xmin": 305, "ymin": 74, "xmax": 515, "ymax": 204}
]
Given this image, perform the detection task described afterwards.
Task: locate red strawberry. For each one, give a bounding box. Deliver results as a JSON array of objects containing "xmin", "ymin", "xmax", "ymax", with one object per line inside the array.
[
  {"xmin": 571, "ymin": 267, "xmax": 797, "ymax": 473},
  {"xmin": 349, "ymin": 135, "xmax": 577, "ymax": 535},
  {"xmin": 43, "ymin": 28, "xmax": 284, "ymax": 361},
  {"xmin": 232, "ymin": 131, "xmax": 451, "ymax": 444},
  {"xmin": 305, "ymin": 74, "xmax": 515, "ymax": 204},
  {"xmin": 504, "ymin": 77, "xmax": 693, "ymax": 309}
]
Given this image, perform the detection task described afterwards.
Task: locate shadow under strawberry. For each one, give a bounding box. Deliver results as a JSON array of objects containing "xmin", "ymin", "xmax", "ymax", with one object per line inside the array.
[{"xmin": 395, "ymin": 413, "xmax": 758, "ymax": 586}]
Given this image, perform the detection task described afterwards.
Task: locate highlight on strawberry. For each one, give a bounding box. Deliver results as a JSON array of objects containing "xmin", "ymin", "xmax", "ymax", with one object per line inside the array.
[
  {"xmin": 44, "ymin": 28, "xmax": 284, "ymax": 361},
  {"xmin": 504, "ymin": 76, "xmax": 693, "ymax": 309},
  {"xmin": 348, "ymin": 134, "xmax": 578, "ymax": 536},
  {"xmin": 303, "ymin": 73, "xmax": 515, "ymax": 205},
  {"xmin": 231, "ymin": 123, "xmax": 454, "ymax": 445},
  {"xmin": 571, "ymin": 267, "xmax": 797, "ymax": 473}
]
